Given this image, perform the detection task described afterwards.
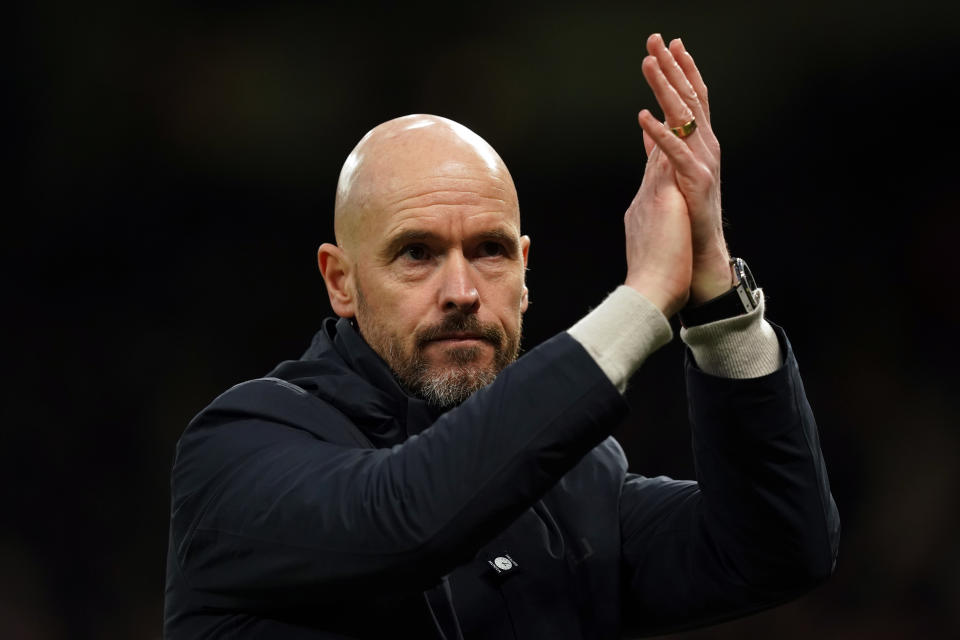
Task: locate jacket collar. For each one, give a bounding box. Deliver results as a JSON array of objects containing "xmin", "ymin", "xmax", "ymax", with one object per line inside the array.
[{"xmin": 294, "ymin": 317, "xmax": 440, "ymax": 446}]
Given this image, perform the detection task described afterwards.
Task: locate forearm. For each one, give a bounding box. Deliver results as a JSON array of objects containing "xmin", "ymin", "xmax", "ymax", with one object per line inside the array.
[
  {"xmin": 567, "ymin": 286, "xmax": 673, "ymax": 392},
  {"xmin": 681, "ymin": 289, "xmax": 782, "ymax": 378},
  {"xmin": 619, "ymin": 328, "xmax": 839, "ymax": 634},
  {"xmin": 172, "ymin": 333, "xmax": 627, "ymax": 606},
  {"xmin": 567, "ymin": 285, "xmax": 782, "ymax": 392},
  {"xmin": 685, "ymin": 325, "xmax": 840, "ymax": 586}
]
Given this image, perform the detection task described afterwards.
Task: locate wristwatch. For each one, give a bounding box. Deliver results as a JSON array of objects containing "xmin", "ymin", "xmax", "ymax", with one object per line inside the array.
[{"xmin": 679, "ymin": 257, "xmax": 761, "ymax": 327}]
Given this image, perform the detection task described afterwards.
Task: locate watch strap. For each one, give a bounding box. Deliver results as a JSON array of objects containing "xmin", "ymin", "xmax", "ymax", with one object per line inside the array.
[
  {"xmin": 679, "ymin": 257, "xmax": 759, "ymax": 328},
  {"xmin": 679, "ymin": 286, "xmax": 751, "ymax": 327}
]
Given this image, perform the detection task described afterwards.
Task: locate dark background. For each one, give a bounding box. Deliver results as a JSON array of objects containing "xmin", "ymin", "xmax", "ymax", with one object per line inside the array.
[{"xmin": 6, "ymin": 1, "xmax": 959, "ymax": 637}]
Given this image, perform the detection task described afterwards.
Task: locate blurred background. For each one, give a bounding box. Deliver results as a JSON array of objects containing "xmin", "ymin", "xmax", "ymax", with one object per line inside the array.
[{"xmin": 5, "ymin": 0, "xmax": 959, "ymax": 637}]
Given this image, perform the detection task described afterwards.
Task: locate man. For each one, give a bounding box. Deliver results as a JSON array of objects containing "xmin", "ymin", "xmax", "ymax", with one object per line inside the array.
[{"xmin": 164, "ymin": 34, "xmax": 839, "ymax": 638}]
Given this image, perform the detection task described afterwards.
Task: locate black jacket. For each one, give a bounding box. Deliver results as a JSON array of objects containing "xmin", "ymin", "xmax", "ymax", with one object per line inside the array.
[{"xmin": 164, "ymin": 317, "xmax": 840, "ymax": 638}]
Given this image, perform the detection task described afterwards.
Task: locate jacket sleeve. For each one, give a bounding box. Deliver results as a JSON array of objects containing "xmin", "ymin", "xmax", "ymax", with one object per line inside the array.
[
  {"xmin": 169, "ymin": 332, "xmax": 627, "ymax": 610},
  {"xmin": 618, "ymin": 325, "xmax": 840, "ymax": 636}
]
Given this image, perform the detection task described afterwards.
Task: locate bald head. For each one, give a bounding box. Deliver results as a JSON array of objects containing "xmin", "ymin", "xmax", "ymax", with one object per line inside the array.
[
  {"xmin": 318, "ymin": 115, "xmax": 531, "ymax": 408},
  {"xmin": 334, "ymin": 115, "xmax": 519, "ymax": 252}
]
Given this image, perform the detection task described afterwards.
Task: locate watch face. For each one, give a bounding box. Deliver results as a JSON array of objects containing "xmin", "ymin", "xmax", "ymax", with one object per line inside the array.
[
  {"xmin": 736, "ymin": 258, "xmax": 757, "ymax": 291},
  {"xmin": 733, "ymin": 258, "xmax": 760, "ymax": 310}
]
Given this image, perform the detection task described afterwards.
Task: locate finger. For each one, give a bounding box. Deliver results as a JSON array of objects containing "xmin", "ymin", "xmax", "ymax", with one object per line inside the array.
[
  {"xmin": 641, "ymin": 55, "xmax": 694, "ymax": 129},
  {"xmin": 642, "ymin": 130, "xmax": 655, "ymax": 158},
  {"xmin": 669, "ymin": 38, "xmax": 711, "ymax": 126},
  {"xmin": 640, "ymin": 117, "xmax": 656, "ymax": 157},
  {"xmin": 637, "ymin": 109, "xmax": 704, "ymax": 183},
  {"xmin": 647, "ymin": 34, "xmax": 707, "ymax": 126}
]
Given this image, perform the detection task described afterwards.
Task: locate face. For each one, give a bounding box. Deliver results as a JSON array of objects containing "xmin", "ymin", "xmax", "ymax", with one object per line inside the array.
[{"xmin": 350, "ymin": 161, "xmax": 530, "ymax": 409}]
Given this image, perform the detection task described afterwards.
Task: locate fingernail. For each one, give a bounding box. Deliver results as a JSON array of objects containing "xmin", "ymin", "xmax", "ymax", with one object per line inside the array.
[{"xmin": 677, "ymin": 37, "xmax": 686, "ymax": 51}]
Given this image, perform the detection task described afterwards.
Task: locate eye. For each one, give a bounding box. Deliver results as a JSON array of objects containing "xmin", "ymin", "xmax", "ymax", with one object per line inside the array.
[
  {"xmin": 401, "ymin": 244, "xmax": 430, "ymax": 261},
  {"xmin": 478, "ymin": 241, "xmax": 505, "ymax": 258}
]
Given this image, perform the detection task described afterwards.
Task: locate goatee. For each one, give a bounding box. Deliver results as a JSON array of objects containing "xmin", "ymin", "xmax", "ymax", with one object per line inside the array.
[{"xmin": 365, "ymin": 309, "xmax": 521, "ymax": 410}]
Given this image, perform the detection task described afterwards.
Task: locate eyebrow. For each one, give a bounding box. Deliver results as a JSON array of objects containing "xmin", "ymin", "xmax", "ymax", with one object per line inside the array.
[
  {"xmin": 381, "ymin": 227, "xmax": 520, "ymax": 259},
  {"xmin": 475, "ymin": 229, "xmax": 521, "ymax": 255}
]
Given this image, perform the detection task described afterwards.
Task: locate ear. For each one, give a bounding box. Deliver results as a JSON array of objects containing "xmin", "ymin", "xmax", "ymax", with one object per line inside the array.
[
  {"xmin": 317, "ymin": 243, "xmax": 356, "ymax": 318},
  {"xmin": 520, "ymin": 234, "xmax": 531, "ymax": 313}
]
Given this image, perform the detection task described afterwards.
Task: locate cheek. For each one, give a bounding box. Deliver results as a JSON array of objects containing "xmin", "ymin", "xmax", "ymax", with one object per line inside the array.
[
  {"xmin": 484, "ymin": 274, "xmax": 526, "ymax": 326},
  {"xmin": 364, "ymin": 281, "xmax": 431, "ymax": 336}
]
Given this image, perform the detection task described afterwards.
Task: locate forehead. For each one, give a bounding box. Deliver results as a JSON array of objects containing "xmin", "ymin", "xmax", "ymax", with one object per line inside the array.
[
  {"xmin": 362, "ymin": 156, "xmax": 520, "ymax": 244},
  {"xmin": 337, "ymin": 117, "xmax": 522, "ymax": 252},
  {"xmin": 380, "ymin": 174, "xmax": 519, "ymax": 243}
]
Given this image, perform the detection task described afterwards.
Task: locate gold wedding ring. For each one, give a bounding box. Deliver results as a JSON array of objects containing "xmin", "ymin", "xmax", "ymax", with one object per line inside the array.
[{"xmin": 670, "ymin": 118, "xmax": 697, "ymax": 138}]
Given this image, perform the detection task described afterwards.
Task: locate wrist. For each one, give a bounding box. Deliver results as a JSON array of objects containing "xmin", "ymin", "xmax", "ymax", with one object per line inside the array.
[
  {"xmin": 679, "ymin": 257, "xmax": 761, "ymax": 328},
  {"xmin": 689, "ymin": 254, "xmax": 733, "ymax": 305},
  {"xmin": 624, "ymin": 276, "xmax": 687, "ymax": 318}
]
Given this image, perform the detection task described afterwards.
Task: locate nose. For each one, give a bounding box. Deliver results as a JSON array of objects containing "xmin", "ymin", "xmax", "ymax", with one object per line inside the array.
[{"xmin": 438, "ymin": 252, "xmax": 480, "ymax": 314}]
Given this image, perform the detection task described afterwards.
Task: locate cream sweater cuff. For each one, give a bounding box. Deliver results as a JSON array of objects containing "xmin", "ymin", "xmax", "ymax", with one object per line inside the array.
[
  {"xmin": 679, "ymin": 289, "xmax": 782, "ymax": 379},
  {"xmin": 567, "ymin": 285, "xmax": 674, "ymax": 393}
]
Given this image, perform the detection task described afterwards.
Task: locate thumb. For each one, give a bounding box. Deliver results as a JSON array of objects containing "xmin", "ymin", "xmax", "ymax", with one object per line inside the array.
[{"xmin": 641, "ymin": 128, "xmax": 656, "ymax": 158}]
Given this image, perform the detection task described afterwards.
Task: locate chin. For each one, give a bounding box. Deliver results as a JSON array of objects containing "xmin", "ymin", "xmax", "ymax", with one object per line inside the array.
[
  {"xmin": 432, "ymin": 344, "xmax": 491, "ymax": 368},
  {"xmin": 417, "ymin": 361, "xmax": 499, "ymax": 410}
]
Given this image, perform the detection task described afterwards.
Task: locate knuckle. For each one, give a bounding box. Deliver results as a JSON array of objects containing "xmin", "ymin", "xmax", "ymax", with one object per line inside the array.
[
  {"xmin": 698, "ymin": 164, "xmax": 716, "ymax": 182},
  {"xmin": 682, "ymin": 165, "xmax": 713, "ymax": 189}
]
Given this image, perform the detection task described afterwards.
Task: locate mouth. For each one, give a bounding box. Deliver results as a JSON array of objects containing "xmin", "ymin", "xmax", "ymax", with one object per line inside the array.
[{"xmin": 427, "ymin": 333, "xmax": 486, "ymax": 346}]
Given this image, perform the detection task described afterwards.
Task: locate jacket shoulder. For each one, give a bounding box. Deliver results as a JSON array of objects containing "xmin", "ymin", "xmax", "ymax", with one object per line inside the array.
[{"xmin": 188, "ymin": 376, "xmax": 373, "ymax": 448}]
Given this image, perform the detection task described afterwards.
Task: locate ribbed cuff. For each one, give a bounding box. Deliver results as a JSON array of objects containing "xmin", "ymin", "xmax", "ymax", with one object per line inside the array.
[
  {"xmin": 567, "ymin": 285, "xmax": 674, "ymax": 393},
  {"xmin": 679, "ymin": 289, "xmax": 782, "ymax": 379}
]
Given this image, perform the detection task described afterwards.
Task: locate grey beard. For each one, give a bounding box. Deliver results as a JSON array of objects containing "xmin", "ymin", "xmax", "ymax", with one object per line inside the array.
[
  {"xmin": 354, "ymin": 285, "xmax": 521, "ymax": 411},
  {"xmin": 386, "ymin": 341, "xmax": 504, "ymax": 411}
]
